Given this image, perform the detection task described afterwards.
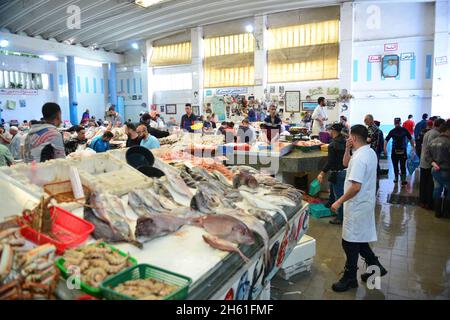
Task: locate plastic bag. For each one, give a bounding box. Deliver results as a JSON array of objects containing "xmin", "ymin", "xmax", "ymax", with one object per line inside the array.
[{"xmin": 407, "ymin": 154, "xmax": 420, "ymax": 175}]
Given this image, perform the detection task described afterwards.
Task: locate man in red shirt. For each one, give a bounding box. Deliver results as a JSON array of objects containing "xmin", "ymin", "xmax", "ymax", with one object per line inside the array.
[{"xmin": 403, "ymin": 114, "xmax": 415, "ymax": 136}]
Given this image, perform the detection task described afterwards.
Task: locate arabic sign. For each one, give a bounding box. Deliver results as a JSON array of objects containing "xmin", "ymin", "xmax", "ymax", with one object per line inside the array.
[
  {"xmin": 0, "ymin": 89, "xmax": 39, "ymax": 95},
  {"xmin": 400, "ymin": 52, "xmax": 415, "ymax": 61},
  {"xmin": 435, "ymin": 56, "xmax": 448, "ymax": 65},
  {"xmin": 215, "ymin": 87, "xmax": 248, "ymax": 96},
  {"xmin": 384, "ymin": 43, "xmax": 398, "ymax": 51},
  {"xmin": 368, "ymin": 55, "xmax": 382, "ymax": 63}
]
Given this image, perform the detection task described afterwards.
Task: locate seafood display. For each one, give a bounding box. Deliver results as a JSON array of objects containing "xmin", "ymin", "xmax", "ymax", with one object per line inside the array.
[
  {"xmin": 135, "ymin": 214, "xmax": 188, "ymax": 243},
  {"xmin": 21, "ymin": 196, "xmax": 55, "ymax": 238},
  {"xmin": 113, "ymin": 278, "xmax": 179, "ymax": 300},
  {"xmin": 202, "ymin": 235, "xmax": 250, "ymax": 263},
  {"xmin": 61, "ymin": 242, "xmax": 134, "ymax": 288}
]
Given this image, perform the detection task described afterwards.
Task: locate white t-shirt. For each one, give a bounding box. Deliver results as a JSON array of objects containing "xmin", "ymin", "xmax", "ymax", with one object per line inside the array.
[
  {"xmin": 342, "ymin": 144, "xmax": 378, "ymax": 243},
  {"xmin": 311, "ymin": 105, "xmax": 327, "ymax": 134}
]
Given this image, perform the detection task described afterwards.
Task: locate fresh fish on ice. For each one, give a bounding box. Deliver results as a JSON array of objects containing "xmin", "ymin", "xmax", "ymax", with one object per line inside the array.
[
  {"xmin": 135, "ymin": 214, "xmax": 188, "ymax": 243},
  {"xmin": 240, "ymin": 190, "xmax": 288, "ymax": 222}
]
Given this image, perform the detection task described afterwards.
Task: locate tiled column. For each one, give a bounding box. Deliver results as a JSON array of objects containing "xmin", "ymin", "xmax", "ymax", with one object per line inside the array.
[
  {"xmin": 191, "ymin": 26, "xmax": 204, "ymax": 112},
  {"xmin": 340, "ymin": 2, "xmax": 355, "ymax": 123},
  {"xmin": 254, "ymin": 15, "xmax": 268, "ymax": 100},
  {"xmin": 66, "ymin": 56, "xmax": 78, "ymax": 125}
]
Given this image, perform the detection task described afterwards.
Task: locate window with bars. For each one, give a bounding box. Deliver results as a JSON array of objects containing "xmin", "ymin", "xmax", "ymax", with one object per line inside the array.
[
  {"xmin": 204, "ymin": 33, "xmax": 255, "ymax": 88},
  {"xmin": 0, "ymin": 70, "xmax": 48, "ymax": 90},
  {"xmin": 150, "ymin": 42, "xmax": 192, "ymax": 67},
  {"xmin": 267, "ymin": 20, "xmax": 340, "ymax": 83}
]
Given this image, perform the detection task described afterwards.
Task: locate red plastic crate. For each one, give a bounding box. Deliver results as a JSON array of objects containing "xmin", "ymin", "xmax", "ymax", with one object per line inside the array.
[{"xmin": 20, "ymin": 206, "xmax": 95, "ymax": 255}]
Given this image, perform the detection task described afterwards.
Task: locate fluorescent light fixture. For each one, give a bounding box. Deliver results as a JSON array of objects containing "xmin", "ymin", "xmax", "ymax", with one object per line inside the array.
[
  {"xmin": 132, "ymin": 43, "xmax": 139, "ymax": 50},
  {"xmin": 135, "ymin": 0, "xmax": 167, "ymax": 8},
  {"xmin": 40, "ymin": 55, "xmax": 59, "ymax": 61},
  {"xmin": 245, "ymin": 25, "xmax": 254, "ymax": 33},
  {"xmin": 0, "ymin": 40, "xmax": 9, "ymax": 48},
  {"xmin": 74, "ymin": 57, "xmax": 103, "ymax": 67}
]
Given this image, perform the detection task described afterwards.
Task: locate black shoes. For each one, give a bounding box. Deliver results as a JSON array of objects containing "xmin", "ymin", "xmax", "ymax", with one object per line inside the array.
[
  {"xmin": 332, "ymin": 267, "xmax": 358, "ymax": 292},
  {"xmin": 393, "ymin": 176, "xmax": 399, "ymax": 183},
  {"xmin": 329, "ymin": 218, "xmax": 343, "ymax": 225},
  {"xmin": 361, "ymin": 257, "xmax": 388, "ymax": 283},
  {"xmin": 401, "ymin": 180, "xmax": 408, "ymax": 186}
]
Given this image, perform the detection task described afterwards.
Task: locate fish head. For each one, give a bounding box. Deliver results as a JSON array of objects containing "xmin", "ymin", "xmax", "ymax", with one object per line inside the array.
[{"xmin": 232, "ymin": 224, "xmax": 255, "ymax": 245}]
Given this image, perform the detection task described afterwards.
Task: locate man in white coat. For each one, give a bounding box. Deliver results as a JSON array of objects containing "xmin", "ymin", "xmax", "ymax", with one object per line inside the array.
[
  {"xmin": 311, "ymin": 97, "xmax": 328, "ymax": 135},
  {"xmin": 330, "ymin": 124, "xmax": 387, "ymax": 292}
]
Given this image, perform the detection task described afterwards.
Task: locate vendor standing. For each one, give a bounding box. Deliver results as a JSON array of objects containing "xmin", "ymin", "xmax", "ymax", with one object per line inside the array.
[
  {"xmin": 317, "ymin": 123, "xmax": 346, "ymax": 225},
  {"xmin": 263, "ymin": 105, "xmax": 282, "ymax": 142},
  {"xmin": 311, "ymin": 97, "xmax": 328, "ymax": 135},
  {"xmin": 64, "ymin": 126, "xmax": 88, "ymax": 155},
  {"xmin": 180, "ymin": 104, "xmax": 197, "ymax": 133}
]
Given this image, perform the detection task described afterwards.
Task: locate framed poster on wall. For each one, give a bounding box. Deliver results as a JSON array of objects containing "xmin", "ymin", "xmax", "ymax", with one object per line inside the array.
[
  {"xmin": 165, "ymin": 104, "xmax": 177, "ymax": 115},
  {"xmin": 192, "ymin": 105, "xmax": 200, "ymax": 115},
  {"xmin": 285, "ymin": 91, "xmax": 301, "ymax": 113},
  {"xmin": 301, "ymin": 102, "xmax": 317, "ymax": 112},
  {"xmin": 382, "ymin": 55, "xmax": 400, "ymax": 78}
]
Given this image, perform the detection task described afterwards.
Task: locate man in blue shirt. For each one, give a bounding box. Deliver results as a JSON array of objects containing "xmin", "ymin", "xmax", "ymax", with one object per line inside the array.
[
  {"xmin": 180, "ymin": 104, "xmax": 197, "ymax": 133},
  {"xmin": 90, "ymin": 131, "xmax": 113, "ymax": 153},
  {"xmin": 414, "ymin": 113, "xmax": 428, "ymax": 140},
  {"xmin": 137, "ymin": 125, "xmax": 160, "ymax": 150}
]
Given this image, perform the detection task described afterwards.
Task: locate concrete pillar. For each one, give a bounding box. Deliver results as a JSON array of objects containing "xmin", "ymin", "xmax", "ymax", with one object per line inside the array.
[
  {"xmin": 431, "ymin": 0, "xmax": 450, "ymax": 117},
  {"xmin": 109, "ymin": 63, "xmax": 118, "ymax": 111},
  {"xmin": 341, "ymin": 2, "xmax": 355, "ymax": 123},
  {"xmin": 146, "ymin": 39, "xmax": 154, "ymax": 109},
  {"xmin": 191, "ymin": 26, "xmax": 204, "ymax": 112},
  {"xmin": 102, "ymin": 63, "xmax": 109, "ymax": 109},
  {"xmin": 254, "ymin": 15, "xmax": 268, "ymax": 100},
  {"xmin": 66, "ymin": 56, "xmax": 78, "ymax": 125}
]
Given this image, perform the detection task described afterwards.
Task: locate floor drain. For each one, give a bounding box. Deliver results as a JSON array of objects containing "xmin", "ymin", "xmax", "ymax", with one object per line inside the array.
[{"xmin": 386, "ymin": 194, "xmax": 420, "ymax": 205}]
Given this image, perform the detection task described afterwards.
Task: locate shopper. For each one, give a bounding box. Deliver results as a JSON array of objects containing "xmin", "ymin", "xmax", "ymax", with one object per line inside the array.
[
  {"xmin": 180, "ymin": 104, "xmax": 197, "ymax": 133},
  {"xmin": 0, "ymin": 143, "xmax": 14, "ymax": 167},
  {"xmin": 330, "ymin": 125, "xmax": 387, "ymax": 292},
  {"xmin": 416, "ymin": 120, "xmax": 433, "ymax": 161},
  {"xmin": 203, "ymin": 115, "xmax": 214, "ymax": 133},
  {"xmin": 402, "ymin": 114, "xmax": 415, "ymax": 136},
  {"xmin": 140, "ymin": 113, "xmax": 169, "ymax": 138},
  {"xmin": 317, "ymin": 123, "xmax": 346, "ymax": 225},
  {"xmin": 364, "ymin": 114, "xmax": 382, "ymax": 179},
  {"xmin": 426, "ymin": 121, "xmax": 450, "ymax": 217},
  {"xmin": 24, "ymin": 103, "xmax": 66, "ymax": 163},
  {"xmin": 384, "ymin": 118, "xmax": 415, "ymax": 185},
  {"xmin": 419, "ymin": 118, "xmax": 445, "ymax": 209},
  {"xmin": 137, "ymin": 125, "xmax": 160, "ymax": 150},
  {"xmin": 81, "ymin": 109, "xmax": 90, "ymax": 125},
  {"xmin": 64, "ymin": 126, "xmax": 88, "ymax": 155},
  {"xmin": 237, "ymin": 119, "xmax": 254, "ymax": 144},
  {"xmin": 263, "ymin": 105, "xmax": 282, "ymax": 142},
  {"xmin": 8, "ymin": 126, "xmax": 22, "ymax": 160},
  {"xmin": 248, "ymin": 107, "xmax": 257, "ymax": 122},
  {"xmin": 104, "ymin": 105, "xmax": 122, "ymax": 126},
  {"xmin": 414, "ymin": 113, "xmax": 429, "ymax": 141},
  {"xmin": 216, "ymin": 122, "xmax": 227, "ymax": 136},
  {"xmin": 0, "ymin": 126, "xmax": 12, "ymax": 146},
  {"xmin": 311, "ymin": 97, "xmax": 328, "ymax": 135},
  {"xmin": 125, "ymin": 123, "xmax": 142, "ymax": 148},
  {"xmin": 89, "ymin": 131, "xmax": 113, "ymax": 153}
]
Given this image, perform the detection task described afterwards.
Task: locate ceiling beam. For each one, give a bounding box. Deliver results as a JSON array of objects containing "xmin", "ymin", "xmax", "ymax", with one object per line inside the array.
[{"xmin": 1, "ymin": 0, "xmax": 52, "ymax": 29}]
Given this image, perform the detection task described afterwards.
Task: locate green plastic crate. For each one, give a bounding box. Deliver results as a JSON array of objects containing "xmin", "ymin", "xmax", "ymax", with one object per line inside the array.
[
  {"xmin": 308, "ymin": 178, "xmax": 321, "ymax": 196},
  {"xmin": 309, "ymin": 203, "xmax": 335, "ymax": 219},
  {"xmin": 100, "ymin": 264, "xmax": 192, "ymax": 300},
  {"xmin": 55, "ymin": 242, "xmax": 138, "ymax": 298}
]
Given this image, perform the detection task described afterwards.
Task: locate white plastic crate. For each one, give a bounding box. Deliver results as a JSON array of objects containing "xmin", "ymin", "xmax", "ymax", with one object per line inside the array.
[{"xmin": 279, "ymin": 235, "xmax": 316, "ymax": 280}]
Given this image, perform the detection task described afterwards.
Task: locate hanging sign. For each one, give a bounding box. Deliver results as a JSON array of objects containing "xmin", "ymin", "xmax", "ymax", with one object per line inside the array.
[
  {"xmin": 0, "ymin": 89, "xmax": 38, "ymax": 96},
  {"xmin": 435, "ymin": 56, "xmax": 448, "ymax": 65},
  {"xmin": 215, "ymin": 87, "xmax": 248, "ymax": 96},
  {"xmin": 384, "ymin": 43, "xmax": 398, "ymax": 51},
  {"xmin": 400, "ymin": 52, "xmax": 415, "ymax": 61},
  {"xmin": 368, "ymin": 55, "xmax": 382, "ymax": 63}
]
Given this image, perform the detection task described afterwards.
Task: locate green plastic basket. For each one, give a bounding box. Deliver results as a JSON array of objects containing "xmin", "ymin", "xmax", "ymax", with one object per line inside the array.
[
  {"xmin": 55, "ymin": 242, "xmax": 137, "ymax": 298},
  {"xmin": 308, "ymin": 178, "xmax": 321, "ymax": 196},
  {"xmin": 309, "ymin": 203, "xmax": 335, "ymax": 219},
  {"xmin": 100, "ymin": 264, "xmax": 192, "ymax": 300}
]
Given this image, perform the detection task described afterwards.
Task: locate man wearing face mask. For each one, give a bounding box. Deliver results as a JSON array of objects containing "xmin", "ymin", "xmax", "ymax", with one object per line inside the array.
[
  {"xmin": 317, "ymin": 123, "xmax": 347, "ymax": 225},
  {"xmin": 24, "ymin": 103, "xmax": 65, "ymax": 163}
]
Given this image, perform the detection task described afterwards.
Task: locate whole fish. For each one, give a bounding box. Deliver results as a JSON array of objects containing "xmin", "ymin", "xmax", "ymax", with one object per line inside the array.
[
  {"xmin": 202, "ymin": 234, "xmax": 250, "ymax": 263},
  {"xmin": 163, "ymin": 177, "xmax": 192, "ymax": 207},
  {"xmin": 222, "ymin": 210, "xmax": 271, "ymax": 268},
  {"xmin": 248, "ymin": 209, "xmax": 276, "ymax": 227},
  {"xmin": 190, "ymin": 189, "xmax": 212, "ymax": 214},
  {"xmin": 240, "ymin": 190, "xmax": 288, "ymax": 222},
  {"xmin": 84, "ymin": 205, "xmax": 143, "ymax": 249},
  {"xmin": 233, "ymin": 171, "xmax": 259, "ymax": 189},
  {"xmin": 128, "ymin": 191, "xmax": 152, "ymax": 217},
  {"xmin": 211, "ymin": 170, "xmax": 232, "ymax": 187},
  {"xmin": 154, "ymin": 160, "xmax": 193, "ymax": 198},
  {"xmin": 135, "ymin": 214, "xmax": 188, "ymax": 243},
  {"xmin": 189, "ymin": 214, "xmax": 255, "ymax": 245}
]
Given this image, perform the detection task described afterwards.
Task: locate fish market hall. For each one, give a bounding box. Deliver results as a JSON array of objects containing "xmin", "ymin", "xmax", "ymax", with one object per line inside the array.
[{"xmin": 0, "ymin": 0, "xmax": 449, "ymax": 302}]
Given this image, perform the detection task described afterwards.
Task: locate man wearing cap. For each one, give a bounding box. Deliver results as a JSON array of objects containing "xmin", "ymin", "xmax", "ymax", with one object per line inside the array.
[
  {"xmin": 384, "ymin": 117, "xmax": 415, "ymax": 185},
  {"xmin": 8, "ymin": 126, "xmax": 22, "ymax": 160},
  {"xmin": 317, "ymin": 123, "xmax": 347, "ymax": 225}
]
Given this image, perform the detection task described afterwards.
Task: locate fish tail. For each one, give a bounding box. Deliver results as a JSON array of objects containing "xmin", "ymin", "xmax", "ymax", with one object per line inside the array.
[
  {"xmin": 187, "ymin": 216, "xmax": 203, "ymax": 227},
  {"xmin": 237, "ymin": 249, "xmax": 250, "ymax": 263},
  {"xmin": 129, "ymin": 240, "xmax": 143, "ymax": 249}
]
